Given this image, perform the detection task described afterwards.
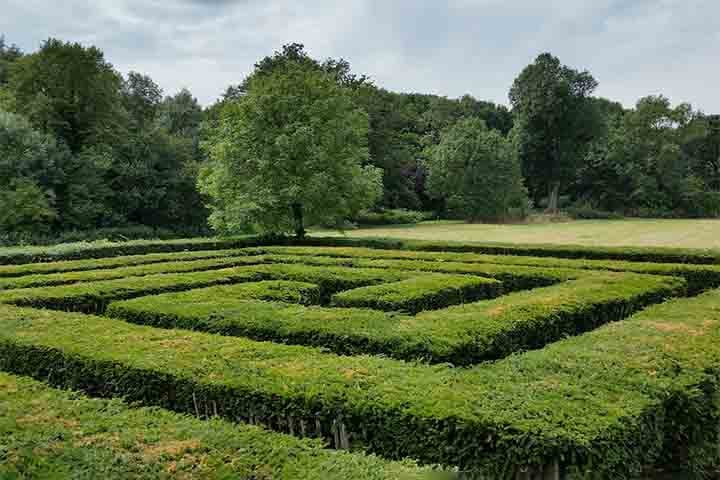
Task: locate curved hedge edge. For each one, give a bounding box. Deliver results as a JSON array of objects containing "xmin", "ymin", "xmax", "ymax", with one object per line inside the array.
[{"xmin": 0, "ymin": 371, "xmax": 446, "ymax": 480}]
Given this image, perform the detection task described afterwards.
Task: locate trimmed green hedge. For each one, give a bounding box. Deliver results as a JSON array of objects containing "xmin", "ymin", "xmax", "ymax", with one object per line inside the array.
[
  {"xmin": 3, "ymin": 234, "xmax": 720, "ymax": 266},
  {"xmin": 0, "ymin": 264, "xmax": 414, "ymax": 313},
  {"xmin": 267, "ymin": 254, "xmax": 575, "ymax": 291},
  {"xmin": 0, "ymin": 236, "xmax": 266, "ymax": 265},
  {"xmin": 330, "ymin": 274, "xmax": 502, "ymax": 313},
  {"xmin": 0, "ymin": 248, "xmax": 261, "ymax": 278},
  {"xmin": 264, "ymin": 246, "xmax": 720, "ymax": 293},
  {"xmin": 3, "ymin": 287, "xmax": 720, "ymax": 477},
  {"xmin": 0, "ymin": 268, "xmax": 264, "ymax": 313},
  {"xmin": 107, "ymin": 272, "xmax": 684, "ymax": 364},
  {"xmin": 293, "ymin": 236, "xmax": 720, "ymax": 264},
  {"xmin": 0, "ymin": 255, "xmax": 268, "ymax": 290},
  {"xmin": 0, "ymin": 372, "xmax": 441, "ymax": 480}
]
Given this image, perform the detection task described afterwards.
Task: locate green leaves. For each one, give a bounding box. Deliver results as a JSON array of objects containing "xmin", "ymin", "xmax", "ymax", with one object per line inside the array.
[
  {"xmin": 199, "ymin": 60, "xmax": 380, "ymax": 236},
  {"xmin": 425, "ymin": 118, "xmax": 528, "ymax": 221}
]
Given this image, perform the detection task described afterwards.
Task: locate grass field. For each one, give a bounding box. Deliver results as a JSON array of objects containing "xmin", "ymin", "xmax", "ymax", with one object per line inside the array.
[
  {"xmin": 317, "ymin": 219, "xmax": 720, "ymax": 249},
  {"xmin": 2, "ymin": 237, "xmax": 720, "ymax": 478}
]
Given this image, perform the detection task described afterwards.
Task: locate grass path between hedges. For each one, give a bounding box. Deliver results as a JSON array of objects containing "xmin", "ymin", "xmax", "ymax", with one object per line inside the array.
[{"xmin": 314, "ymin": 219, "xmax": 720, "ymax": 249}]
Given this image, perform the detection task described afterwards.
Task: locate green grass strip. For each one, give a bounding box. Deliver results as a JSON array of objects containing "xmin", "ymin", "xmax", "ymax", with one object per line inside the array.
[
  {"xmin": 107, "ymin": 273, "xmax": 684, "ymax": 364},
  {"xmin": 3, "ymin": 287, "xmax": 720, "ymax": 477},
  {"xmin": 0, "ymin": 372, "xmax": 442, "ymax": 480},
  {"xmin": 330, "ymin": 274, "xmax": 502, "ymax": 313}
]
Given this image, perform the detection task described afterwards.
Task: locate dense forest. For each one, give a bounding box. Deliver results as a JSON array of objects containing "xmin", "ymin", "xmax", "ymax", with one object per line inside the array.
[{"xmin": 1, "ymin": 37, "xmax": 719, "ymax": 244}]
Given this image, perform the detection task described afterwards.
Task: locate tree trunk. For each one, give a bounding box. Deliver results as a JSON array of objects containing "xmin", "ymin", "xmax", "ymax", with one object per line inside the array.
[
  {"xmin": 291, "ymin": 202, "xmax": 306, "ymax": 239},
  {"xmin": 546, "ymin": 182, "xmax": 560, "ymax": 214}
]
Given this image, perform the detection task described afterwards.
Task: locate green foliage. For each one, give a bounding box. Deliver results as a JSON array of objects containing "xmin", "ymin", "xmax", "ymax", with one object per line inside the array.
[
  {"xmin": 4, "ymin": 282, "xmax": 720, "ymax": 476},
  {"xmin": 0, "ymin": 255, "xmax": 266, "ymax": 290},
  {"xmin": 354, "ymin": 208, "xmax": 428, "ymax": 225},
  {"xmin": 0, "ymin": 372, "xmax": 438, "ymax": 479},
  {"xmin": 425, "ymin": 118, "xmax": 528, "ymax": 221},
  {"xmin": 200, "ymin": 59, "xmax": 382, "ymax": 236},
  {"xmin": 330, "ymin": 274, "xmax": 502, "ymax": 313},
  {"xmin": 576, "ymin": 96, "xmax": 713, "ymax": 217},
  {"xmin": 8, "ymin": 38, "xmax": 123, "ymax": 153},
  {"xmin": 510, "ymin": 53, "xmax": 602, "ymax": 212}
]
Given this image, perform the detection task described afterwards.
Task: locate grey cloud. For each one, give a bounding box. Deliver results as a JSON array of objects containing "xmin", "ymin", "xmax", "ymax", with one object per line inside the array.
[{"xmin": 1, "ymin": 0, "xmax": 718, "ymax": 112}]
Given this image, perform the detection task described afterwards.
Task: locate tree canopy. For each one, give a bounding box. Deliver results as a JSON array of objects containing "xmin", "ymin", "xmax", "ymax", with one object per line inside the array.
[
  {"xmin": 199, "ymin": 58, "xmax": 382, "ymax": 237},
  {"xmin": 425, "ymin": 118, "xmax": 528, "ymax": 221},
  {"xmin": 510, "ymin": 53, "xmax": 601, "ymax": 212}
]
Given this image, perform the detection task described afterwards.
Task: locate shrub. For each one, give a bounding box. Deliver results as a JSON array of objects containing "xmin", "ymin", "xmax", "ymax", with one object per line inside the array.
[{"xmin": 354, "ymin": 209, "xmax": 428, "ymax": 226}]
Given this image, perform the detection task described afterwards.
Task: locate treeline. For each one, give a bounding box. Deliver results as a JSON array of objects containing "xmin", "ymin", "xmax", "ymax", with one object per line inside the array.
[{"xmin": 1, "ymin": 37, "xmax": 719, "ymax": 244}]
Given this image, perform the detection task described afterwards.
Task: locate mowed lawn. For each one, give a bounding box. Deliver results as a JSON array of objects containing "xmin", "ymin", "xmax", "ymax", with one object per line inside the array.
[{"xmin": 317, "ymin": 219, "xmax": 720, "ymax": 249}]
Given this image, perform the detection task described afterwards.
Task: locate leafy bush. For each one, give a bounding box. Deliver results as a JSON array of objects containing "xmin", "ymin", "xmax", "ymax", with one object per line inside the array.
[
  {"xmin": 566, "ymin": 202, "xmax": 624, "ymax": 220},
  {"xmin": 354, "ymin": 209, "xmax": 429, "ymax": 226}
]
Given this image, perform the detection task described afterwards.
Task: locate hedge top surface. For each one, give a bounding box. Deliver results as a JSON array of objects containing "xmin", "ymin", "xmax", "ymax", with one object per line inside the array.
[
  {"xmin": 5, "ymin": 283, "xmax": 719, "ymax": 452},
  {"xmin": 107, "ymin": 271, "xmax": 685, "ymax": 363},
  {"xmin": 0, "ymin": 372, "xmax": 442, "ymax": 480},
  {"xmin": 3, "ymin": 234, "xmax": 720, "ymax": 265}
]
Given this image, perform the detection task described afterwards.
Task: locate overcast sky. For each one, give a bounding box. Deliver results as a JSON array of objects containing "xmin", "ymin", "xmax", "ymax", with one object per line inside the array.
[{"xmin": 2, "ymin": 0, "xmax": 718, "ymax": 111}]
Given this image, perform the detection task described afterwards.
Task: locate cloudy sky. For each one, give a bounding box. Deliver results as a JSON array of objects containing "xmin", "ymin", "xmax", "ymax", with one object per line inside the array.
[{"xmin": 2, "ymin": 0, "xmax": 718, "ymax": 111}]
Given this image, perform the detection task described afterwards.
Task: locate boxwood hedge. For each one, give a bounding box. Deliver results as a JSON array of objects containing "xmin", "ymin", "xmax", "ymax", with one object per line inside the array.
[
  {"xmin": 330, "ymin": 274, "xmax": 502, "ymax": 313},
  {"xmin": 2, "ymin": 286, "xmax": 720, "ymax": 477},
  {"xmin": 3, "ymin": 234, "xmax": 720, "ymax": 265},
  {"xmin": 0, "ymin": 372, "xmax": 442, "ymax": 480},
  {"xmin": 106, "ymin": 272, "xmax": 685, "ymax": 364}
]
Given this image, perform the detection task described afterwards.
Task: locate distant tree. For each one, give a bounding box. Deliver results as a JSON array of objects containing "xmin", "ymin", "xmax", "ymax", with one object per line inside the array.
[
  {"xmin": 122, "ymin": 71, "xmax": 163, "ymax": 129},
  {"xmin": 0, "ymin": 109, "xmax": 109, "ymax": 237},
  {"xmin": 576, "ymin": 96, "xmax": 710, "ymax": 215},
  {"xmin": 157, "ymin": 88, "xmax": 203, "ymax": 139},
  {"xmin": 510, "ymin": 53, "xmax": 601, "ymax": 212},
  {"xmin": 424, "ymin": 118, "xmax": 528, "ymax": 221},
  {"xmin": 8, "ymin": 38, "xmax": 123, "ymax": 153},
  {"xmin": 200, "ymin": 60, "xmax": 382, "ymax": 237},
  {"xmin": 0, "ymin": 36, "xmax": 23, "ymax": 86}
]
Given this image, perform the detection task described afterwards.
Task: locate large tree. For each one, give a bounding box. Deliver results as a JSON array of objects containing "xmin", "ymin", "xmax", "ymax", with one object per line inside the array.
[
  {"xmin": 424, "ymin": 118, "xmax": 528, "ymax": 221},
  {"xmin": 199, "ymin": 59, "xmax": 381, "ymax": 237},
  {"xmin": 510, "ymin": 53, "xmax": 600, "ymax": 212},
  {"xmin": 8, "ymin": 38, "xmax": 123, "ymax": 153}
]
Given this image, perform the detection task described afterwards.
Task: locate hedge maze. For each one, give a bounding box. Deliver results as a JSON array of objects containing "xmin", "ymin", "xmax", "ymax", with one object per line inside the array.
[{"xmin": 3, "ymin": 238, "xmax": 720, "ymax": 479}]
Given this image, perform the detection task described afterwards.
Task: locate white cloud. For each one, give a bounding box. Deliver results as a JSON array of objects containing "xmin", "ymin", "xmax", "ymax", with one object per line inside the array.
[{"xmin": 1, "ymin": 0, "xmax": 718, "ymax": 111}]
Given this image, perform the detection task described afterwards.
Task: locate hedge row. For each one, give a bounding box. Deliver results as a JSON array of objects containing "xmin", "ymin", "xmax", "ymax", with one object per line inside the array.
[
  {"xmin": 107, "ymin": 273, "xmax": 684, "ymax": 364},
  {"xmin": 3, "ymin": 287, "xmax": 720, "ymax": 477},
  {"xmin": 0, "ymin": 268, "xmax": 264, "ymax": 313},
  {"xmin": 0, "ymin": 372, "xmax": 441, "ymax": 480},
  {"xmin": 264, "ymin": 246, "xmax": 720, "ymax": 293},
  {"xmin": 291, "ymin": 236, "xmax": 720, "ymax": 264},
  {"xmin": 0, "ymin": 255, "xmax": 269, "ymax": 290},
  {"xmin": 3, "ymin": 233, "xmax": 720, "ymax": 265},
  {"xmin": 0, "ymin": 236, "xmax": 265, "ymax": 265},
  {"xmin": 266, "ymin": 254, "xmax": 576, "ymax": 291},
  {"xmin": 330, "ymin": 274, "xmax": 502, "ymax": 314},
  {"xmin": 0, "ymin": 264, "xmax": 415, "ymax": 313},
  {"xmin": 0, "ymin": 247, "xmax": 260, "ymax": 278}
]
